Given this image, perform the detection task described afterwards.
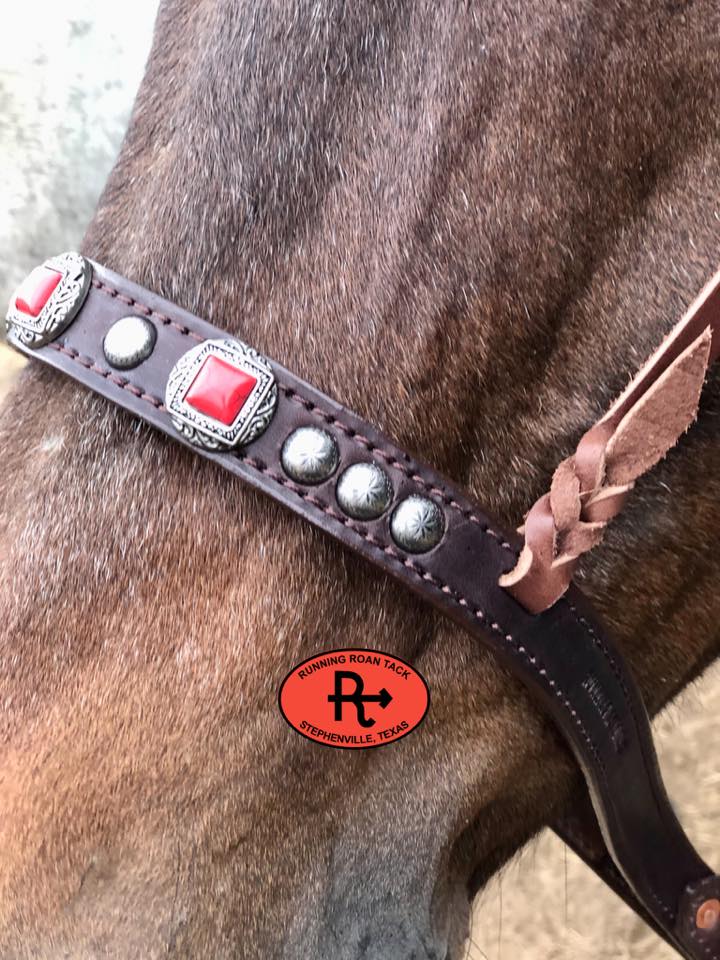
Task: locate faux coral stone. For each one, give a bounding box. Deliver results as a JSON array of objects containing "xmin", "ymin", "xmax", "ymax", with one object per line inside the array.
[
  {"xmin": 14, "ymin": 265, "xmax": 62, "ymax": 317},
  {"xmin": 184, "ymin": 355, "xmax": 258, "ymax": 425}
]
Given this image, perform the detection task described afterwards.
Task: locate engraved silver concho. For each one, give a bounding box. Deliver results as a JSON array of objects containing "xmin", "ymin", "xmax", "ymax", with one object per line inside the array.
[
  {"xmin": 336, "ymin": 462, "xmax": 394, "ymax": 520},
  {"xmin": 390, "ymin": 495, "xmax": 445, "ymax": 553},
  {"xmin": 281, "ymin": 427, "xmax": 339, "ymax": 484},
  {"xmin": 165, "ymin": 337, "xmax": 278, "ymax": 451},
  {"xmin": 6, "ymin": 251, "xmax": 91, "ymax": 348}
]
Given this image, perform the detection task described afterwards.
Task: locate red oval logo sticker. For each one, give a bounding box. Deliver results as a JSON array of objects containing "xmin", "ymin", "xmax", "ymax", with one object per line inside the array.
[{"xmin": 279, "ymin": 648, "xmax": 430, "ymax": 749}]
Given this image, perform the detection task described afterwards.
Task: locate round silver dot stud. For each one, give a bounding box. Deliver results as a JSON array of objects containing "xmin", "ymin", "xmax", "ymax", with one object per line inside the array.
[
  {"xmin": 336, "ymin": 462, "xmax": 393, "ymax": 520},
  {"xmin": 103, "ymin": 315, "xmax": 156, "ymax": 370},
  {"xmin": 281, "ymin": 426, "xmax": 339, "ymax": 484},
  {"xmin": 390, "ymin": 495, "xmax": 445, "ymax": 553}
]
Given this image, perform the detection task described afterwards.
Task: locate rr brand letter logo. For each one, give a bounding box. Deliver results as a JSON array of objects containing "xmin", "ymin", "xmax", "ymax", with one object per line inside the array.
[{"xmin": 327, "ymin": 670, "xmax": 393, "ymax": 727}]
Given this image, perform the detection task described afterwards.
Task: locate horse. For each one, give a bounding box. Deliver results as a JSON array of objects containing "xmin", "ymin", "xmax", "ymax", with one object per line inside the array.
[{"xmin": 1, "ymin": 1, "xmax": 719, "ymax": 957}]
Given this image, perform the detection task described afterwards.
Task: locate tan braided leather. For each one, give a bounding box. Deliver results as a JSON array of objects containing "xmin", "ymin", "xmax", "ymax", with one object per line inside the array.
[{"xmin": 501, "ymin": 269, "xmax": 720, "ymax": 613}]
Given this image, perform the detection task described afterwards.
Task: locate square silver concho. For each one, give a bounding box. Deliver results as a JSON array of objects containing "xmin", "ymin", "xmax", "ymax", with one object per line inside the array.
[
  {"xmin": 165, "ymin": 338, "xmax": 278, "ymax": 451},
  {"xmin": 6, "ymin": 252, "xmax": 91, "ymax": 349}
]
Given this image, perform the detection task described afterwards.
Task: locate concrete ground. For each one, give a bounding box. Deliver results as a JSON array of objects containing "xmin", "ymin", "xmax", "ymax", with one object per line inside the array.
[{"xmin": 1, "ymin": 6, "xmax": 718, "ymax": 959}]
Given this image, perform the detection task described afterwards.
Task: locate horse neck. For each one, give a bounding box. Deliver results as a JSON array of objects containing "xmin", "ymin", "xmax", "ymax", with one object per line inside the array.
[
  {"xmin": 1, "ymin": 2, "xmax": 719, "ymax": 958},
  {"xmin": 90, "ymin": 0, "xmax": 720, "ymax": 694}
]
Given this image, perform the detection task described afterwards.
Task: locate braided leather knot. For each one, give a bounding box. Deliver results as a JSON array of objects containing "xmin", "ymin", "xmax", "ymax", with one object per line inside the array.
[{"xmin": 501, "ymin": 324, "xmax": 713, "ymax": 613}]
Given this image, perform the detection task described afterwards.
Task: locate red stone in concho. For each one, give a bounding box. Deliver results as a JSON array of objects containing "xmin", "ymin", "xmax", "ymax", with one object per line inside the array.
[
  {"xmin": 14, "ymin": 265, "xmax": 62, "ymax": 317},
  {"xmin": 184, "ymin": 355, "xmax": 258, "ymax": 426}
]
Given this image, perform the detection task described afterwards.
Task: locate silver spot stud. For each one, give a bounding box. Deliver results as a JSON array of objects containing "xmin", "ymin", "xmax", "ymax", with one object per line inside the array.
[
  {"xmin": 281, "ymin": 427, "xmax": 339, "ymax": 484},
  {"xmin": 390, "ymin": 495, "xmax": 445, "ymax": 553},
  {"xmin": 103, "ymin": 315, "xmax": 157, "ymax": 369},
  {"xmin": 336, "ymin": 462, "xmax": 393, "ymax": 520}
]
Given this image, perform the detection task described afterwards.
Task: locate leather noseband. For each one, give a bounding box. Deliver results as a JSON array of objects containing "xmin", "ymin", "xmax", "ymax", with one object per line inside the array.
[{"xmin": 6, "ymin": 253, "xmax": 720, "ymax": 959}]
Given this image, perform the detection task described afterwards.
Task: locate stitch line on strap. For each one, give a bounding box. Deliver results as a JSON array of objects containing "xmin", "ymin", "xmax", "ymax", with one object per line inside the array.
[
  {"xmin": 91, "ymin": 278, "xmax": 204, "ymax": 342},
  {"xmin": 49, "ymin": 343, "xmax": 165, "ymax": 409},
  {"xmin": 688, "ymin": 927, "xmax": 720, "ymax": 959}
]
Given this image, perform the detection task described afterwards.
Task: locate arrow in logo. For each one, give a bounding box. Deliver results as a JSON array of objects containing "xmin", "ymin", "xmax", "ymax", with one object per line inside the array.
[{"xmin": 328, "ymin": 671, "xmax": 393, "ymax": 727}]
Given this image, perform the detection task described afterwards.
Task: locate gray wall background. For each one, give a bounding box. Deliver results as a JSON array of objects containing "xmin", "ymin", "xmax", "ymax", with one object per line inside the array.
[{"xmin": 0, "ymin": 2, "xmax": 158, "ymax": 309}]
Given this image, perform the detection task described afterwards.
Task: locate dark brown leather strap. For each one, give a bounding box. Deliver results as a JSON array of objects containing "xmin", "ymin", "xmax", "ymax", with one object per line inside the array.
[{"xmin": 7, "ymin": 255, "xmax": 720, "ymax": 959}]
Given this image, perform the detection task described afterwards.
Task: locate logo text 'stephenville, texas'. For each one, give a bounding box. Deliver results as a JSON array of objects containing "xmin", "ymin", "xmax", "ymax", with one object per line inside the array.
[{"xmin": 278, "ymin": 649, "xmax": 430, "ymax": 749}]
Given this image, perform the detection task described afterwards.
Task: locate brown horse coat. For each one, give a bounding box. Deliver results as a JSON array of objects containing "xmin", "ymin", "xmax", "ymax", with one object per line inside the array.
[{"xmin": 1, "ymin": 2, "xmax": 719, "ymax": 957}]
